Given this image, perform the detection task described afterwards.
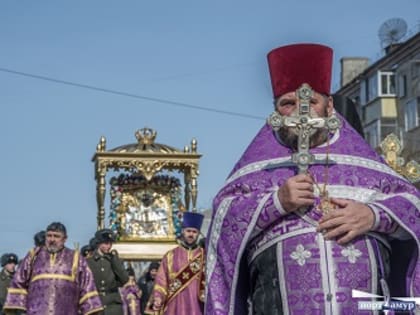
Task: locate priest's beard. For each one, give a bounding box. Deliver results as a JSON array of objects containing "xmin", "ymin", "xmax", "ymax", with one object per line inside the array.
[
  {"xmin": 181, "ymin": 236, "xmax": 198, "ymax": 249},
  {"xmin": 276, "ymin": 107, "xmax": 330, "ymax": 150},
  {"xmin": 46, "ymin": 243, "xmax": 64, "ymax": 253}
]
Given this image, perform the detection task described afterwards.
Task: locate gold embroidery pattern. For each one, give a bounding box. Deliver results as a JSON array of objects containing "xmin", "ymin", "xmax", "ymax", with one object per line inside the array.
[
  {"xmin": 71, "ymin": 249, "xmax": 79, "ymax": 280},
  {"xmin": 167, "ymin": 250, "xmax": 175, "ymax": 280},
  {"xmin": 7, "ymin": 288, "xmax": 28, "ymax": 295},
  {"xmin": 189, "ymin": 260, "xmax": 201, "ymax": 273},
  {"xmin": 32, "ymin": 250, "xmax": 79, "ymax": 284},
  {"xmin": 31, "ymin": 274, "xmax": 74, "ymax": 282},
  {"xmin": 168, "ymin": 279, "xmax": 182, "ymax": 296},
  {"xmin": 198, "ymin": 248, "xmax": 206, "ymax": 302},
  {"xmin": 154, "ymin": 284, "xmax": 168, "ymax": 296},
  {"xmin": 166, "ymin": 249, "xmax": 204, "ymax": 305},
  {"xmin": 79, "ymin": 290, "xmax": 100, "ymax": 305},
  {"xmin": 49, "ymin": 253, "xmax": 56, "ymax": 267},
  {"xmin": 85, "ymin": 307, "xmax": 105, "ymax": 315}
]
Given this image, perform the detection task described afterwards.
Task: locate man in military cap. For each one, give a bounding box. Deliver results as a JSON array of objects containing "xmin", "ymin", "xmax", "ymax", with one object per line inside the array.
[
  {"xmin": 80, "ymin": 237, "xmax": 98, "ymax": 259},
  {"xmin": 81, "ymin": 244, "xmax": 93, "ymax": 258},
  {"xmin": 87, "ymin": 228, "xmax": 129, "ymax": 315},
  {"xmin": 89, "ymin": 236, "xmax": 98, "ymax": 250},
  {"xmin": 0, "ymin": 253, "xmax": 18, "ymax": 314},
  {"xmin": 148, "ymin": 212, "xmax": 205, "ymax": 315},
  {"xmin": 3, "ymin": 222, "xmax": 103, "ymax": 315}
]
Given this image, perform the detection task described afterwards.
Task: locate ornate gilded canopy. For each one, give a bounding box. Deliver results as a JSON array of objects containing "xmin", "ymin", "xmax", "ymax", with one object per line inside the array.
[
  {"xmin": 92, "ymin": 127, "xmax": 201, "ymax": 260},
  {"xmin": 380, "ymin": 133, "xmax": 420, "ymax": 183}
]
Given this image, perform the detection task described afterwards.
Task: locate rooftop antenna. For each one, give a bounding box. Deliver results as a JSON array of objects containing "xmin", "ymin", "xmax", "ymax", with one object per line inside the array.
[{"xmin": 378, "ymin": 18, "xmax": 408, "ymax": 50}]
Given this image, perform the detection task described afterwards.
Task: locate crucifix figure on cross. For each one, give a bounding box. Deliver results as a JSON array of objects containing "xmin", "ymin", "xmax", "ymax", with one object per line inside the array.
[{"xmin": 268, "ymin": 83, "xmax": 341, "ymax": 174}]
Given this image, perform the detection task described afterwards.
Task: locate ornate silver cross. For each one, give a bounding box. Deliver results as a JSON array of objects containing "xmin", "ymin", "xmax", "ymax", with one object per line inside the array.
[{"xmin": 268, "ymin": 83, "xmax": 341, "ymax": 174}]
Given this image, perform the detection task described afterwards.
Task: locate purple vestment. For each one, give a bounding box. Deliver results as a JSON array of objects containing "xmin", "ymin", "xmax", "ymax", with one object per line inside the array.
[
  {"xmin": 120, "ymin": 280, "xmax": 142, "ymax": 315},
  {"xmin": 151, "ymin": 245, "xmax": 204, "ymax": 315},
  {"xmin": 4, "ymin": 246, "xmax": 103, "ymax": 315},
  {"xmin": 205, "ymin": 116, "xmax": 420, "ymax": 315}
]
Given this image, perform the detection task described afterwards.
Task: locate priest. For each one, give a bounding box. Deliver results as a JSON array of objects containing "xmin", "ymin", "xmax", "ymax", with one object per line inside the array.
[
  {"xmin": 205, "ymin": 43, "xmax": 420, "ymax": 315},
  {"xmin": 148, "ymin": 212, "xmax": 206, "ymax": 315},
  {"xmin": 3, "ymin": 222, "xmax": 103, "ymax": 315}
]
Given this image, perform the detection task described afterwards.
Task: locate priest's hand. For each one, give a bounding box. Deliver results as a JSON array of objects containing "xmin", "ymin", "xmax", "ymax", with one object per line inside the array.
[
  {"xmin": 316, "ymin": 198, "xmax": 375, "ymax": 245},
  {"xmin": 152, "ymin": 297, "xmax": 162, "ymax": 310},
  {"xmin": 278, "ymin": 174, "xmax": 315, "ymax": 212}
]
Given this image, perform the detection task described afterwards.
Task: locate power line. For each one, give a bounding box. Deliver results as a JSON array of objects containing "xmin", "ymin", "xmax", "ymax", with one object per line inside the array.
[
  {"xmin": 136, "ymin": 61, "xmax": 259, "ymax": 85},
  {"xmin": 0, "ymin": 67, "xmax": 265, "ymax": 121}
]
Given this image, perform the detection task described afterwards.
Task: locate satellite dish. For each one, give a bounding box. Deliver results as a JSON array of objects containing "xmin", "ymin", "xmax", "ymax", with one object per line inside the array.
[{"xmin": 378, "ymin": 18, "xmax": 408, "ymax": 48}]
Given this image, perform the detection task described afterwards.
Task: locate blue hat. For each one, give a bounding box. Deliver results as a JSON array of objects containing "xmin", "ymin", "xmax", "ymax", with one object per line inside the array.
[{"xmin": 182, "ymin": 212, "xmax": 204, "ymax": 230}]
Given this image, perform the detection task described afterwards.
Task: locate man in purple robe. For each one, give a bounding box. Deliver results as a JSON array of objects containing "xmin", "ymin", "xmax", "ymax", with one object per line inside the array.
[
  {"xmin": 119, "ymin": 268, "xmax": 142, "ymax": 315},
  {"xmin": 205, "ymin": 43, "xmax": 420, "ymax": 314},
  {"xmin": 147, "ymin": 212, "xmax": 206, "ymax": 315},
  {"xmin": 3, "ymin": 222, "xmax": 103, "ymax": 315}
]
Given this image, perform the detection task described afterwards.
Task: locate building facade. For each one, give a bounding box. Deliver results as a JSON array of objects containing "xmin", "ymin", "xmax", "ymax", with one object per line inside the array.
[{"xmin": 336, "ymin": 32, "xmax": 420, "ymax": 165}]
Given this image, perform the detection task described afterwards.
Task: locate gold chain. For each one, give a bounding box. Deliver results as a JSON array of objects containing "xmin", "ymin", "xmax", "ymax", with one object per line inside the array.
[{"xmin": 309, "ymin": 135, "xmax": 333, "ymax": 215}]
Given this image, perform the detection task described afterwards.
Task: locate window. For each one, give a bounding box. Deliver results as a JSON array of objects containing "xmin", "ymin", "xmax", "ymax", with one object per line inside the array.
[
  {"xmin": 379, "ymin": 71, "xmax": 395, "ymax": 96},
  {"xmin": 398, "ymin": 74, "xmax": 407, "ymax": 98},
  {"xmin": 405, "ymin": 99, "xmax": 419, "ymax": 131},
  {"xmin": 411, "ymin": 61, "xmax": 420, "ymax": 79},
  {"xmin": 360, "ymin": 80, "xmax": 367, "ymax": 105},
  {"xmin": 368, "ymin": 74, "xmax": 378, "ymax": 101},
  {"xmin": 365, "ymin": 120, "xmax": 380, "ymax": 148},
  {"xmin": 381, "ymin": 118, "xmax": 397, "ymax": 138}
]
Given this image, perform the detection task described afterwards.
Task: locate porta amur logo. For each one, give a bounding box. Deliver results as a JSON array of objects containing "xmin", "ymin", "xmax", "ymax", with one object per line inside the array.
[{"xmin": 352, "ymin": 289, "xmax": 419, "ymax": 312}]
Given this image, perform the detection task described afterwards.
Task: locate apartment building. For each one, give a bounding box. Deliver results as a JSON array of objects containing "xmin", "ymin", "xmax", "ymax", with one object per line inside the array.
[{"xmin": 336, "ymin": 32, "xmax": 420, "ymax": 164}]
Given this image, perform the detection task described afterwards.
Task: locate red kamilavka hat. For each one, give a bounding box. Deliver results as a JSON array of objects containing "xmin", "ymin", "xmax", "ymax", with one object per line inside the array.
[{"xmin": 267, "ymin": 43, "xmax": 333, "ymax": 98}]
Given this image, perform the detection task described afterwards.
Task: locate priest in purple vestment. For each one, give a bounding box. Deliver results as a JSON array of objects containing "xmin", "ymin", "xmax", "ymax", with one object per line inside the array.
[
  {"xmin": 205, "ymin": 43, "xmax": 420, "ymax": 315},
  {"xmin": 119, "ymin": 268, "xmax": 142, "ymax": 315},
  {"xmin": 147, "ymin": 212, "xmax": 206, "ymax": 315},
  {"xmin": 3, "ymin": 222, "xmax": 103, "ymax": 315}
]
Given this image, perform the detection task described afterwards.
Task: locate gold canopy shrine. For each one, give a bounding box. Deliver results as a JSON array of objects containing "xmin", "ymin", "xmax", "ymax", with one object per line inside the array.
[{"xmin": 92, "ymin": 127, "xmax": 201, "ymax": 260}]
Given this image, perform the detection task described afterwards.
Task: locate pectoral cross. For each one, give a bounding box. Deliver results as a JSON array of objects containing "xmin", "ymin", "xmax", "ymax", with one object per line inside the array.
[{"xmin": 268, "ymin": 83, "xmax": 340, "ymax": 174}]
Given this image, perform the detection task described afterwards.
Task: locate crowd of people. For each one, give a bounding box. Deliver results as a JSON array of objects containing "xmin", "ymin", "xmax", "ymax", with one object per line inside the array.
[
  {"xmin": 0, "ymin": 211, "xmax": 206, "ymax": 315},
  {"xmin": 1, "ymin": 42, "xmax": 419, "ymax": 315}
]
